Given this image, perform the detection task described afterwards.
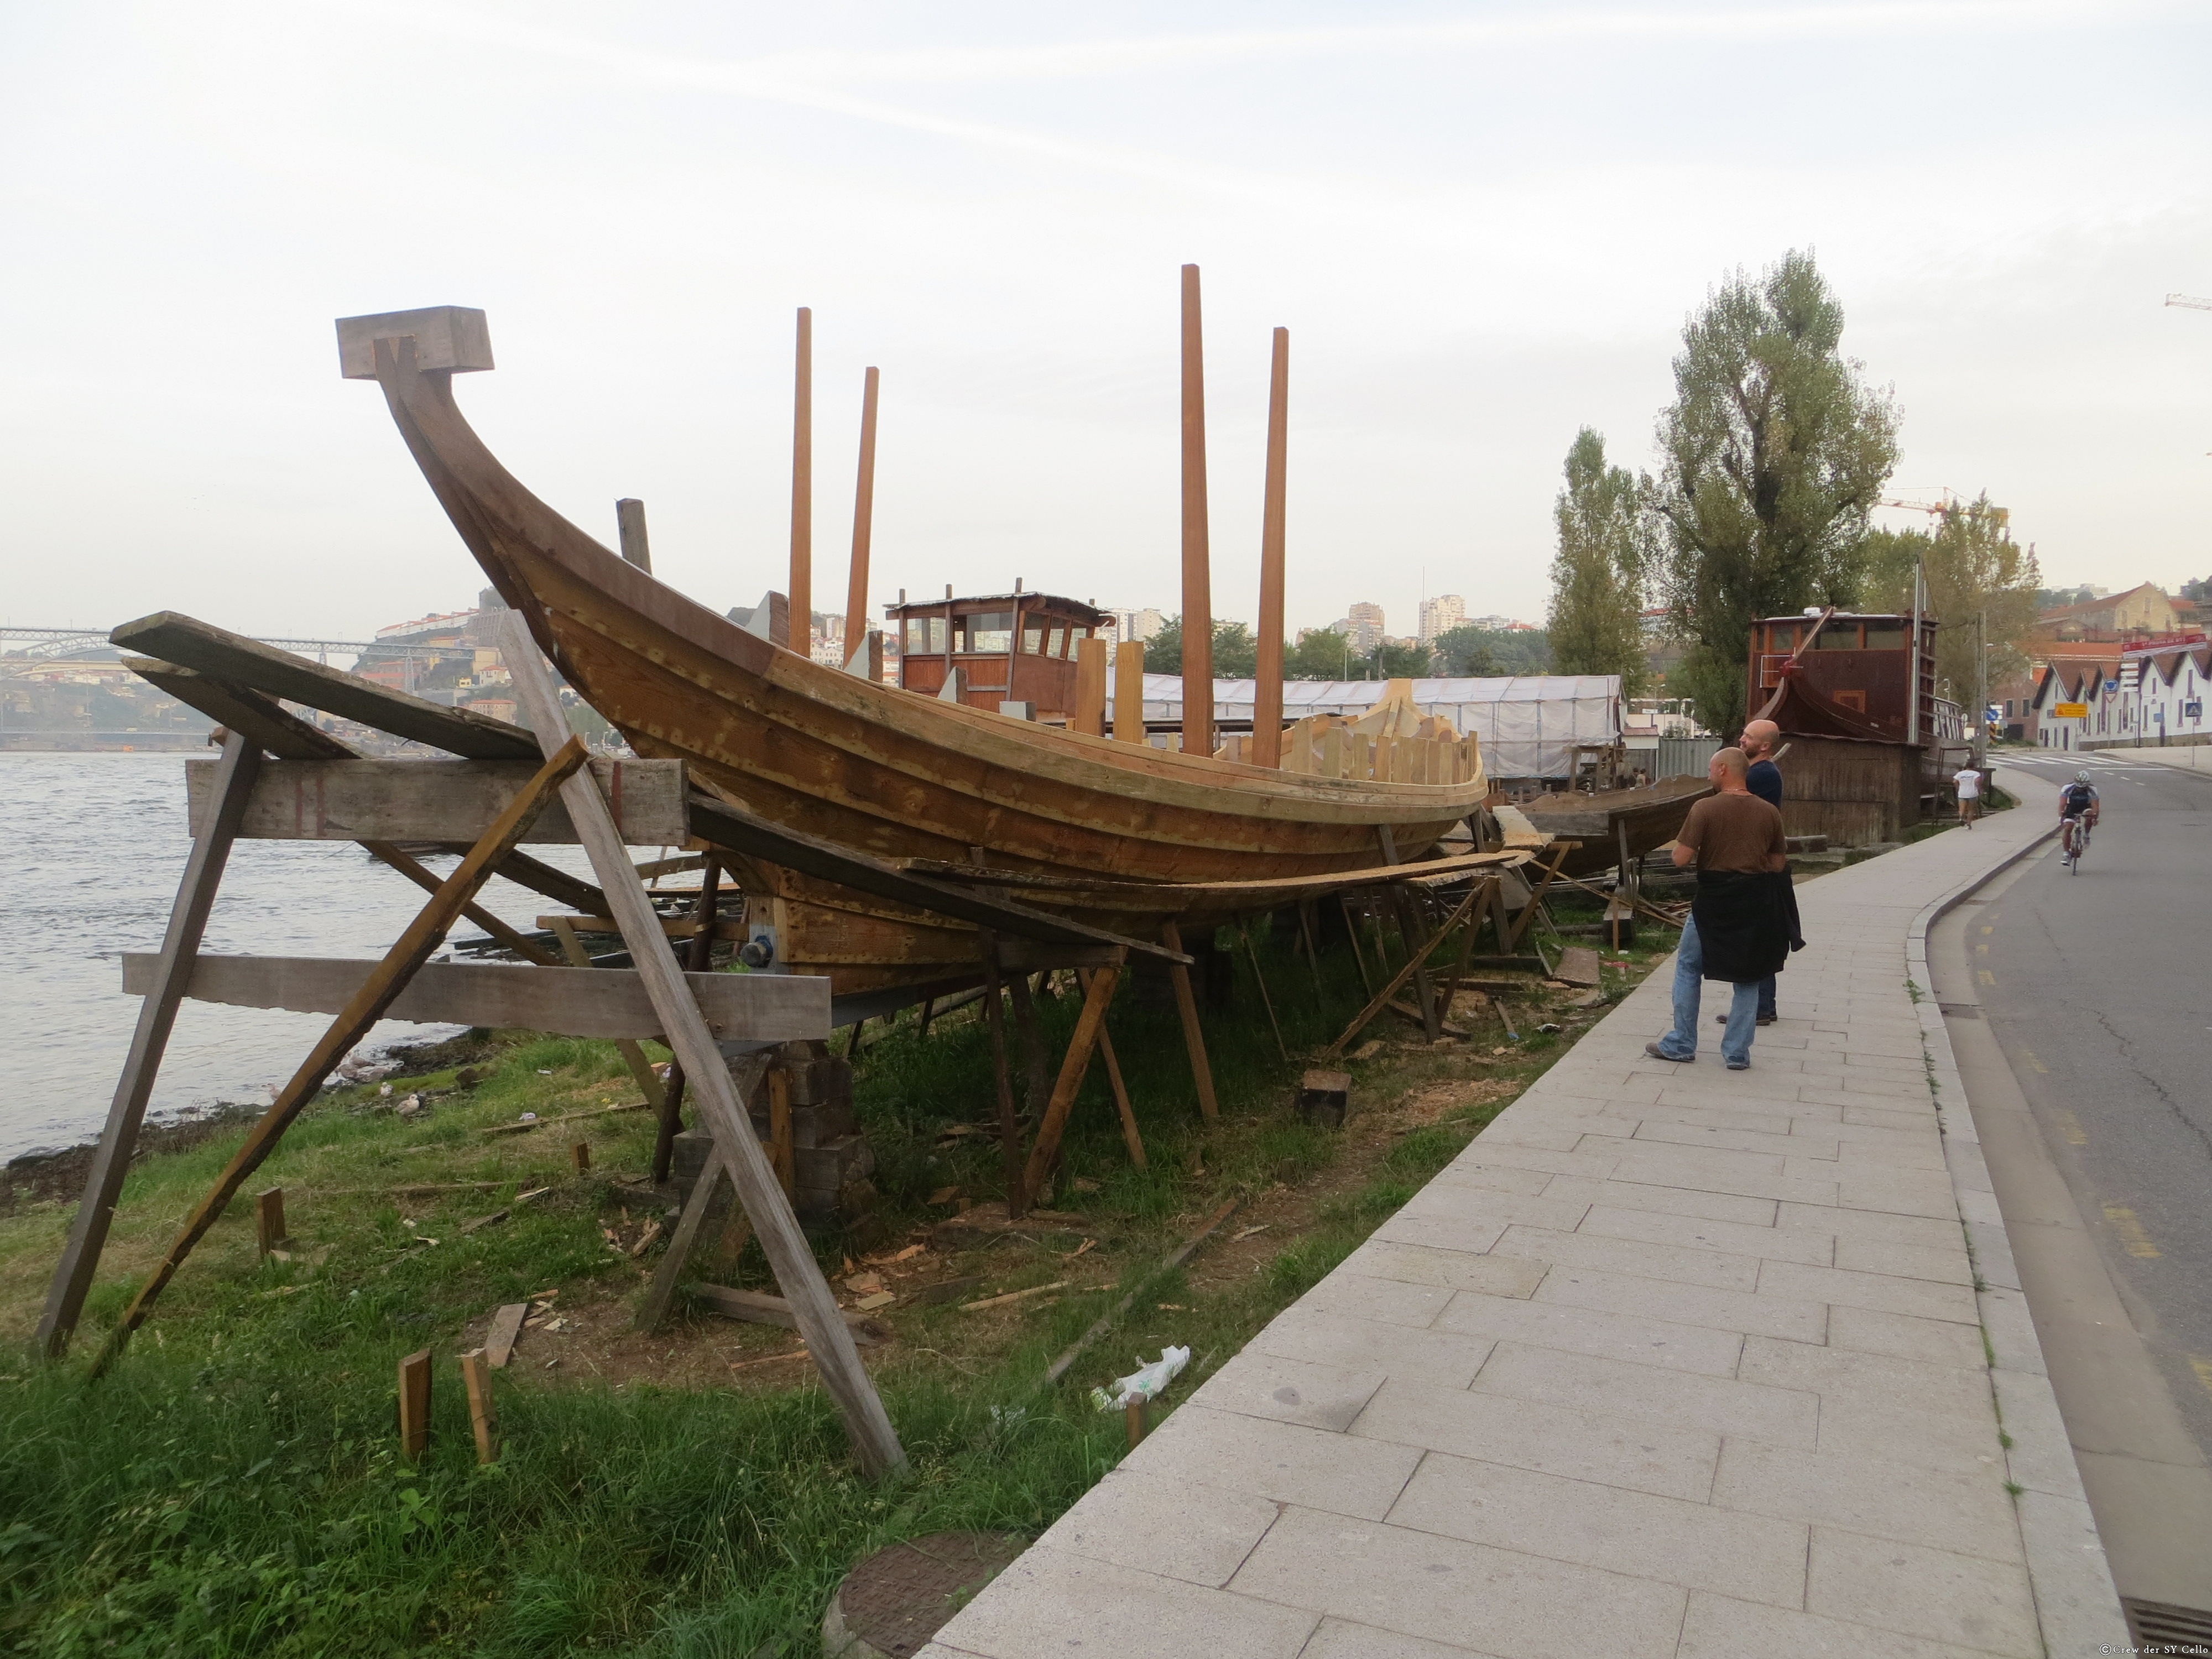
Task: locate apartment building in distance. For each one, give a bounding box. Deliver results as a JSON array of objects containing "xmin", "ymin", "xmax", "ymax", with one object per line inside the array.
[{"xmin": 1417, "ymin": 594, "xmax": 1465, "ymax": 644}]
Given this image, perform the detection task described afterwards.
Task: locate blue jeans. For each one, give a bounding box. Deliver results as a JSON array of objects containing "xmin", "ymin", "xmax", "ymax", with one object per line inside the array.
[
  {"xmin": 1655, "ymin": 916, "xmax": 1760, "ymax": 1066},
  {"xmin": 1757, "ymin": 974, "xmax": 1777, "ymax": 1021}
]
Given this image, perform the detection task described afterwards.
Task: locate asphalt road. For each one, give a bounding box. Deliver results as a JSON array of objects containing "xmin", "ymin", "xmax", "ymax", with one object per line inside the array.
[{"xmin": 1977, "ymin": 748, "xmax": 2212, "ymax": 1461}]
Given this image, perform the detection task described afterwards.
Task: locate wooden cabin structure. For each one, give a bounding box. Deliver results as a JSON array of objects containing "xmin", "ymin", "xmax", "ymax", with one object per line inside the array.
[
  {"xmin": 1747, "ymin": 609, "xmax": 1941, "ymax": 846},
  {"xmin": 889, "ymin": 589, "xmax": 1108, "ymax": 718}
]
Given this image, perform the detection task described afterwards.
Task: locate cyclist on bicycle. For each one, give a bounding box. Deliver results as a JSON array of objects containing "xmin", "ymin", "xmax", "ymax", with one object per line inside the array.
[{"xmin": 2059, "ymin": 770, "xmax": 2100, "ymax": 865}]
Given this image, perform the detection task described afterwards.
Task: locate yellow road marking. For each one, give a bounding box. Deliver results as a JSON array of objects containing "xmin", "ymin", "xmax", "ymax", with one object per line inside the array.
[
  {"xmin": 1975, "ymin": 943, "xmax": 1988, "ymax": 955},
  {"xmin": 1980, "ymin": 925, "xmax": 1994, "ymax": 935},
  {"xmin": 2020, "ymin": 1049, "xmax": 2048, "ymax": 1074},
  {"xmin": 2192, "ymin": 1358, "xmax": 2212, "ymax": 1406},
  {"xmin": 2053, "ymin": 1110, "xmax": 2088, "ymax": 1146},
  {"xmin": 1978, "ymin": 969, "xmax": 1996, "ymax": 985},
  {"xmin": 2103, "ymin": 1206, "xmax": 2162, "ymax": 1259}
]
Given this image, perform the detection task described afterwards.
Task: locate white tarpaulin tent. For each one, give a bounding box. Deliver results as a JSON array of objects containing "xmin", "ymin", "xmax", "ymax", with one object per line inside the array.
[{"xmin": 1108, "ymin": 673, "xmax": 1623, "ymax": 781}]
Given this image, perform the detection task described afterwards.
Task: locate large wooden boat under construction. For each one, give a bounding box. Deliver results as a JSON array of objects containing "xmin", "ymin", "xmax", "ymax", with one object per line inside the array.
[
  {"xmin": 339, "ymin": 304, "xmax": 1501, "ymax": 995},
  {"xmin": 1516, "ymin": 775, "xmax": 1712, "ymax": 880}
]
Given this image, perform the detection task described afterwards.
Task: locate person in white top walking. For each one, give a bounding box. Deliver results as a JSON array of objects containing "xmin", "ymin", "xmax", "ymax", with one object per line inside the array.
[{"xmin": 1952, "ymin": 764, "xmax": 1984, "ymax": 828}]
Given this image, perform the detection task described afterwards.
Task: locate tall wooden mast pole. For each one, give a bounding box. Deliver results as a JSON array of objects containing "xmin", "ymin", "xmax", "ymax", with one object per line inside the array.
[
  {"xmin": 789, "ymin": 307, "xmax": 813, "ymax": 655},
  {"xmin": 1253, "ymin": 326, "xmax": 1290, "ymax": 766},
  {"xmin": 1180, "ymin": 264, "xmax": 1214, "ymax": 759},
  {"xmin": 844, "ymin": 365, "xmax": 880, "ymax": 662}
]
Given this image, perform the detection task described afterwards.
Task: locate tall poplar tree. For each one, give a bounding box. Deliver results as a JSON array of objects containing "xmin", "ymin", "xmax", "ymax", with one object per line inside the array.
[
  {"xmin": 1547, "ymin": 428, "xmax": 1650, "ymax": 695},
  {"xmin": 1648, "ymin": 251, "xmax": 1900, "ymax": 735}
]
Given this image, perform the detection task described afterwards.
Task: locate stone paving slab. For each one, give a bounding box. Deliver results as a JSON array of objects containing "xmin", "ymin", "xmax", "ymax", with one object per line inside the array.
[{"xmin": 927, "ymin": 800, "xmax": 2129, "ymax": 1657}]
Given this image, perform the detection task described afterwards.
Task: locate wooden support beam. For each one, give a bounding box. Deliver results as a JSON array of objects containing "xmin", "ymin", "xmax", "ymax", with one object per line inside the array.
[
  {"xmin": 1378, "ymin": 827, "xmax": 1441, "ymax": 1043},
  {"xmin": 615, "ymin": 497, "xmax": 652, "ymax": 572},
  {"xmin": 498, "ymin": 614, "xmax": 904, "ymax": 1477},
  {"xmin": 1253, "ymin": 326, "xmax": 1289, "ymax": 767},
  {"xmin": 1239, "ymin": 922, "xmax": 1288, "ymax": 1063},
  {"xmin": 1113, "ymin": 640, "xmax": 1146, "ymax": 744},
  {"xmin": 119, "ymin": 952, "xmax": 826, "ymax": 1042},
  {"xmin": 1083, "ymin": 972, "xmax": 1146, "ymax": 1171},
  {"xmin": 789, "ymin": 306, "xmax": 812, "ymax": 654},
  {"xmin": 111, "ymin": 612, "xmax": 541, "ymax": 759},
  {"xmin": 1021, "ymin": 964, "xmax": 1120, "ymax": 1205},
  {"xmin": 653, "ymin": 855, "xmax": 723, "ymax": 1184},
  {"xmin": 635, "ymin": 1053, "xmax": 771, "ymax": 1334},
  {"xmin": 979, "ymin": 931, "xmax": 1024, "ymax": 1221},
  {"xmin": 844, "ymin": 364, "xmax": 879, "ymax": 655},
  {"xmin": 690, "ymin": 1283, "xmax": 889, "ymax": 1344},
  {"xmin": 1180, "ymin": 264, "xmax": 1214, "ymax": 761},
  {"xmin": 1324, "ymin": 880, "xmax": 1486, "ymax": 1059},
  {"xmin": 767, "ymin": 1066, "xmax": 795, "ymax": 1197},
  {"xmin": 460, "ymin": 1349, "xmax": 498, "ymax": 1463},
  {"xmin": 185, "ymin": 756, "xmax": 690, "ymax": 847},
  {"xmin": 35, "ymin": 731, "xmax": 262, "ymax": 1360},
  {"xmin": 254, "ymin": 1188, "xmax": 288, "ymax": 1258},
  {"xmin": 1160, "ymin": 920, "xmax": 1218, "ymax": 1121},
  {"xmin": 398, "ymin": 1349, "xmax": 432, "ymax": 1460},
  {"xmin": 91, "ymin": 737, "xmax": 591, "ymax": 1374},
  {"xmin": 1073, "ymin": 636, "xmax": 1107, "ymax": 738},
  {"xmin": 1506, "ymin": 844, "xmax": 1573, "ymax": 951}
]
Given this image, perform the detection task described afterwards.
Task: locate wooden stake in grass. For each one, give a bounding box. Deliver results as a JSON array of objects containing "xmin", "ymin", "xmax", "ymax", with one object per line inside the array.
[
  {"xmin": 254, "ymin": 1188, "xmax": 288, "ymax": 1258},
  {"xmin": 570, "ymin": 1141, "xmax": 591, "ymax": 1176},
  {"xmin": 1126, "ymin": 1395, "xmax": 1148, "ymax": 1449},
  {"xmin": 398, "ymin": 1348, "xmax": 432, "ymax": 1460},
  {"xmin": 459, "ymin": 1349, "xmax": 497, "ymax": 1464}
]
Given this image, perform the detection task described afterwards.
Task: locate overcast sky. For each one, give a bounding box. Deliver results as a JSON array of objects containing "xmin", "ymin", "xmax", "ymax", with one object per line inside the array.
[{"xmin": 3, "ymin": 2, "xmax": 2207, "ymax": 646}]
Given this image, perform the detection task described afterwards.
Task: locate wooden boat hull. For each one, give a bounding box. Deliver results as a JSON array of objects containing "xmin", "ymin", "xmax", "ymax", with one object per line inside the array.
[
  {"xmin": 1517, "ymin": 777, "xmax": 1712, "ymax": 879},
  {"xmin": 367, "ymin": 341, "xmax": 1486, "ymax": 910}
]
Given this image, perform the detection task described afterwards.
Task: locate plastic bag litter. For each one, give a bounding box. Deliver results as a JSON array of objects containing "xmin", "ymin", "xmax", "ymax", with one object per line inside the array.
[{"xmin": 1092, "ymin": 1346, "xmax": 1190, "ymax": 1413}]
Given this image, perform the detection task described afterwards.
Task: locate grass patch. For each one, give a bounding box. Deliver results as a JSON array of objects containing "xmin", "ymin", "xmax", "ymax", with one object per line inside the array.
[{"xmin": 0, "ymin": 912, "xmax": 1663, "ymax": 1654}]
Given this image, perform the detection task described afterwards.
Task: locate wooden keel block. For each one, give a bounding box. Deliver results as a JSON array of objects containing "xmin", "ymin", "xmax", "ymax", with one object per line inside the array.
[
  {"xmin": 398, "ymin": 1348, "xmax": 432, "ymax": 1460},
  {"xmin": 1297, "ymin": 1069, "xmax": 1351, "ymax": 1130},
  {"xmin": 458, "ymin": 1349, "xmax": 498, "ymax": 1464},
  {"xmin": 254, "ymin": 1187, "xmax": 288, "ymax": 1258},
  {"xmin": 337, "ymin": 306, "xmax": 492, "ymax": 379}
]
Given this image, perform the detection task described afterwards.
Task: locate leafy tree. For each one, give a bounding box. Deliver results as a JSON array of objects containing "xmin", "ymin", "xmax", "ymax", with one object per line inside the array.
[
  {"xmin": 2180, "ymin": 575, "xmax": 2210, "ymax": 604},
  {"xmin": 1140, "ymin": 615, "xmax": 1258, "ymax": 679},
  {"xmin": 1375, "ymin": 641, "xmax": 1432, "ymax": 677},
  {"xmin": 1283, "ymin": 629, "xmax": 1358, "ymax": 680},
  {"xmin": 1648, "ymin": 250, "xmax": 1900, "ymax": 735},
  {"xmin": 1863, "ymin": 494, "xmax": 2042, "ymax": 707},
  {"xmin": 1432, "ymin": 625, "xmax": 1552, "ymax": 677},
  {"xmin": 1546, "ymin": 428, "xmax": 1651, "ymax": 694}
]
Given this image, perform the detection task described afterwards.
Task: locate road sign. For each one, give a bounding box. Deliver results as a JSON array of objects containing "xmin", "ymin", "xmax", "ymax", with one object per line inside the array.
[{"xmin": 2053, "ymin": 702, "xmax": 2089, "ymax": 718}]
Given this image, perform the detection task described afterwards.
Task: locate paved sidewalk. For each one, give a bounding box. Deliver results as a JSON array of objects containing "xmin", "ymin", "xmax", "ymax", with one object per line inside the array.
[{"xmin": 925, "ymin": 799, "xmax": 2133, "ymax": 1659}]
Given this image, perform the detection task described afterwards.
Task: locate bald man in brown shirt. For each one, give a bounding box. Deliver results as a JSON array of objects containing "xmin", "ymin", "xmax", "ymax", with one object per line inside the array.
[{"xmin": 1646, "ymin": 748, "xmax": 1790, "ymax": 1070}]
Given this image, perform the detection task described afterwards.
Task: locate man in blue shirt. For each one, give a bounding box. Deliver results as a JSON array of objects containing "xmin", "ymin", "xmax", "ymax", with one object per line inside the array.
[{"xmin": 1737, "ymin": 719, "xmax": 1783, "ymax": 1025}]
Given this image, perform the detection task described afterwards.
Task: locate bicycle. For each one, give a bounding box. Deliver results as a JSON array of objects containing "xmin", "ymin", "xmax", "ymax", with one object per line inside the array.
[{"xmin": 2060, "ymin": 814, "xmax": 2090, "ymax": 871}]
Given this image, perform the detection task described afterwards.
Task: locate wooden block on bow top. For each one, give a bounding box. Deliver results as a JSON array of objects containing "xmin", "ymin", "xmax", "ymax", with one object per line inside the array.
[{"xmin": 1297, "ymin": 1070, "xmax": 1352, "ymax": 1130}]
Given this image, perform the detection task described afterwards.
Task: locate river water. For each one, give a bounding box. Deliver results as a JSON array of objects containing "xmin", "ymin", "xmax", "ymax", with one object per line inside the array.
[{"xmin": 1, "ymin": 753, "xmax": 608, "ymax": 1163}]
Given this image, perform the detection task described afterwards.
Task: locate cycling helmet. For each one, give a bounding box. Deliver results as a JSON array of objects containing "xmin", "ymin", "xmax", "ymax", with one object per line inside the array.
[{"xmin": 2074, "ymin": 770, "xmax": 2091, "ymax": 782}]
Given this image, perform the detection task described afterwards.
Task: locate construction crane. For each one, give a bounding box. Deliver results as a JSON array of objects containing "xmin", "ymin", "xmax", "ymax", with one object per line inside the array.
[
  {"xmin": 2166, "ymin": 294, "xmax": 2212, "ymax": 311},
  {"xmin": 1877, "ymin": 492, "xmax": 2008, "ymax": 528}
]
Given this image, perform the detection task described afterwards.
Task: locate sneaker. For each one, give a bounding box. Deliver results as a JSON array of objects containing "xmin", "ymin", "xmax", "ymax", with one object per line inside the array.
[
  {"xmin": 1645, "ymin": 1041, "xmax": 1692, "ymax": 1063},
  {"xmin": 1726, "ymin": 1058, "xmax": 1751, "ymax": 1071}
]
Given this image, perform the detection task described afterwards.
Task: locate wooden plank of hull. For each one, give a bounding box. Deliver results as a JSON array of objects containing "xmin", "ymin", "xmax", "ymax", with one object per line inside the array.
[
  {"xmin": 529, "ymin": 560, "xmax": 1477, "ymax": 884},
  {"xmin": 185, "ymin": 757, "xmax": 690, "ymax": 847},
  {"xmin": 774, "ymin": 895, "xmax": 979, "ymax": 967},
  {"xmin": 122, "ymin": 953, "xmax": 829, "ymax": 1042},
  {"xmin": 358, "ymin": 348, "xmax": 1484, "ymax": 883}
]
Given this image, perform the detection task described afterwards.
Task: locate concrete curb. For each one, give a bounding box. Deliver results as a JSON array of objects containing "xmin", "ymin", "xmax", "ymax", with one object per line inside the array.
[{"xmin": 1902, "ymin": 785, "xmax": 2133, "ymax": 1654}]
